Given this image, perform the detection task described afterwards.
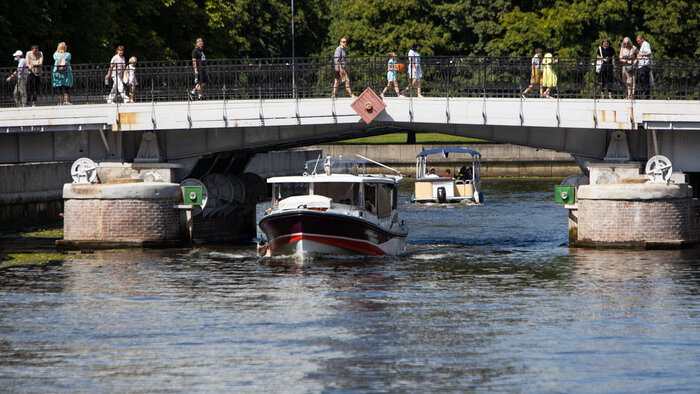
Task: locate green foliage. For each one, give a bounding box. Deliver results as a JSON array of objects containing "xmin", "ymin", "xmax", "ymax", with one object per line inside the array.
[{"xmin": 1, "ymin": 0, "xmax": 697, "ymax": 66}]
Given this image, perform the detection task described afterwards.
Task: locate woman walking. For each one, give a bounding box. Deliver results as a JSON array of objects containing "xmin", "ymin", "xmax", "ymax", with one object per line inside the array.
[{"xmin": 402, "ymin": 41, "xmax": 423, "ymax": 97}]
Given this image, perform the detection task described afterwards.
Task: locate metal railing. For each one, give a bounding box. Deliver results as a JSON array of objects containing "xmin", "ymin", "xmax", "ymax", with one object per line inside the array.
[{"xmin": 1, "ymin": 56, "xmax": 699, "ymax": 107}]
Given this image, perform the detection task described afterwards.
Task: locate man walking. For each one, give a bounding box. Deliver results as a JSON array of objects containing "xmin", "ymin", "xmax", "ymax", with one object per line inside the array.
[
  {"xmin": 6, "ymin": 50, "xmax": 28, "ymax": 107},
  {"xmin": 332, "ymin": 37, "xmax": 356, "ymax": 98},
  {"xmin": 191, "ymin": 38, "xmax": 207, "ymax": 100},
  {"xmin": 26, "ymin": 45, "xmax": 43, "ymax": 106},
  {"xmin": 636, "ymin": 35, "xmax": 652, "ymax": 99}
]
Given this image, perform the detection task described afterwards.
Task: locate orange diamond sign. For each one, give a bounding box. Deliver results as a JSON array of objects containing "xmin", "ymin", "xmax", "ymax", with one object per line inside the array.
[{"xmin": 351, "ymin": 87, "xmax": 386, "ymax": 124}]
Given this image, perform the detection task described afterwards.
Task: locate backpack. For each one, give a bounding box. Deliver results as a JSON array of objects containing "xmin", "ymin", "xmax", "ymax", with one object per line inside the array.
[{"xmin": 56, "ymin": 55, "xmax": 67, "ymax": 72}]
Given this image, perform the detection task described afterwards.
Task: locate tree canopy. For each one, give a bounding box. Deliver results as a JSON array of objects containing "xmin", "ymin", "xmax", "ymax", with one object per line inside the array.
[{"xmin": 1, "ymin": 0, "xmax": 698, "ymax": 66}]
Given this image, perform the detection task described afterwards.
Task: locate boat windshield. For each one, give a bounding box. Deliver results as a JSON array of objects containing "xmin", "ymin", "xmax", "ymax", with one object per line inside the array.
[
  {"xmin": 274, "ymin": 183, "xmax": 309, "ymax": 201},
  {"xmin": 314, "ymin": 182, "xmax": 360, "ymax": 206},
  {"xmin": 304, "ymin": 158, "xmax": 364, "ymax": 175}
]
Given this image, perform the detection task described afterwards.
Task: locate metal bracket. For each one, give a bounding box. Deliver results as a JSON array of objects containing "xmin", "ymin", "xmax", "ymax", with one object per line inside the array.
[
  {"xmin": 445, "ymin": 95, "xmax": 451, "ymax": 124},
  {"xmin": 186, "ymin": 92, "xmax": 193, "ymax": 128},
  {"xmin": 259, "ymin": 96, "xmax": 265, "ymax": 126},
  {"xmin": 135, "ymin": 131, "xmax": 162, "ymax": 162},
  {"xmin": 222, "ymin": 85, "xmax": 229, "ymax": 128}
]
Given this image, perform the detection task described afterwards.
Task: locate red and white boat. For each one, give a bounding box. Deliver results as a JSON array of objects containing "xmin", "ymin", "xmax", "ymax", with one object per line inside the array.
[{"xmin": 258, "ymin": 156, "xmax": 408, "ymax": 257}]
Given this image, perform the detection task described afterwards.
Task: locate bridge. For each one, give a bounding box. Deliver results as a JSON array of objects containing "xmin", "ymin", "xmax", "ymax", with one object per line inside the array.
[
  {"xmin": 2, "ymin": 55, "xmax": 699, "ymax": 172},
  {"xmin": 2, "ymin": 56, "xmax": 700, "ymax": 229},
  {"xmin": 0, "ymin": 57, "xmax": 700, "ymax": 239}
]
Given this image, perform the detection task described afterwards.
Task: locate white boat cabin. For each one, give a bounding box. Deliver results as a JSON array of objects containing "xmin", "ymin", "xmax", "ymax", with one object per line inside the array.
[
  {"xmin": 266, "ymin": 158, "xmax": 401, "ymax": 226},
  {"xmin": 413, "ymin": 148, "xmax": 482, "ymax": 203}
]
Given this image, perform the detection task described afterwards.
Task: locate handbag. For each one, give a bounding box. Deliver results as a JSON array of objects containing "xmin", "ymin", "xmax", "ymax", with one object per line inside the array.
[
  {"xmin": 56, "ymin": 55, "xmax": 67, "ymax": 72},
  {"xmin": 595, "ymin": 47, "xmax": 602, "ymax": 73}
]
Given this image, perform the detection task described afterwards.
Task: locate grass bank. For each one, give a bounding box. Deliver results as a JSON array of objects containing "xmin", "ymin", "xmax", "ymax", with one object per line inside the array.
[{"xmin": 335, "ymin": 133, "xmax": 487, "ymax": 145}]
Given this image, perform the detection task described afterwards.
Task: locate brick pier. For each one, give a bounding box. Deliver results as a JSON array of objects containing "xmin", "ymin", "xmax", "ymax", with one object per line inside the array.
[{"xmin": 58, "ymin": 182, "xmax": 182, "ymax": 249}]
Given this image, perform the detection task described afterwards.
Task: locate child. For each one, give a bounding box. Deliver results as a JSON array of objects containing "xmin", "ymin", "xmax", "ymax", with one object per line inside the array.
[
  {"xmin": 541, "ymin": 46, "xmax": 558, "ymax": 98},
  {"xmin": 123, "ymin": 56, "xmax": 138, "ymax": 103},
  {"xmin": 521, "ymin": 48, "xmax": 543, "ymax": 98},
  {"xmin": 380, "ymin": 52, "xmax": 403, "ymax": 98}
]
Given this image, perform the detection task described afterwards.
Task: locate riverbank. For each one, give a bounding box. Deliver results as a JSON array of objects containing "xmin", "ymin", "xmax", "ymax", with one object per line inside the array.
[{"xmin": 307, "ymin": 144, "xmax": 581, "ymax": 177}]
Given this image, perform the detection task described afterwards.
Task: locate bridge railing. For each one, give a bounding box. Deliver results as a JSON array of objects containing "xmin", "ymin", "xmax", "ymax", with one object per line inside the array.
[{"xmin": 1, "ymin": 56, "xmax": 699, "ymax": 107}]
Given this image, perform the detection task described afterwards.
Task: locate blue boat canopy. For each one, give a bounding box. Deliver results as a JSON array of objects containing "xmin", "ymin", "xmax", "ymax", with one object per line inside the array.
[{"xmin": 417, "ymin": 148, "xmax": 481, "ymax": 158}]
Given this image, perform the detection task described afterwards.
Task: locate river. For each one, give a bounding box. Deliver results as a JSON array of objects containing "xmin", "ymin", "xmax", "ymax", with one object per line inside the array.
[{"xmin": 1, "ymin": 179, "xmax": 699, "ymax": 391}]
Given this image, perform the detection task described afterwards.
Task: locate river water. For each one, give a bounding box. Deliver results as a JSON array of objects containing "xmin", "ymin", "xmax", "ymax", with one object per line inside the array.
[{"xmin": 2, "ymin": 179, "xmax": 700, "ymax": 392}]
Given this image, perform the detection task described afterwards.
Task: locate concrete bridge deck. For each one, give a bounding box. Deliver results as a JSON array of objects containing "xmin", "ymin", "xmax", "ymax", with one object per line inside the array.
[{"xmin": 1, "ymin": 97, "xmax": 699, "ymax": 175}]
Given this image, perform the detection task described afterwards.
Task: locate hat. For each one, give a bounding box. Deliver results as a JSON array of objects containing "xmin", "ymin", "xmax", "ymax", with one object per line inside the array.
[
  {"xmin": 196, "ymin": 38, "xmax": 204, "ymax": 44},
  {"xmin": 12, "ymin": 50, "xmax": 23, "ymax": 57}
]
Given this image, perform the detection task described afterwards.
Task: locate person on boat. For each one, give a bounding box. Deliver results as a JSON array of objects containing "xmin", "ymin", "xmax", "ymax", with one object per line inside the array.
[
  {"xmin": 444, "ymin": 169, "xmax": 453, "ymax": 178},
  {"xmin": 456, "ymin": 166, "xmax": 473, "ymax": 182},
  {"xmin": 426, "ymin": 167, "xmax": 439, "ymax": 178},
  {"xmin": 365, "ymin": 199, "xmax": 376, "ymax": 214}
]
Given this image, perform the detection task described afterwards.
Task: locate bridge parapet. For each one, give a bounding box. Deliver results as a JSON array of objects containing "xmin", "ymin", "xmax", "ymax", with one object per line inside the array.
[{"xmin": 1, "ymin": 55, "xmax": 699, "ymax": 107}]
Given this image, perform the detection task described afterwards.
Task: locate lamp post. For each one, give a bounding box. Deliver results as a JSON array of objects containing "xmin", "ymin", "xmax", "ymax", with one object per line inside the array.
[{"xmin": 291, "ymin": 0, "xmax": 296, "ymax": 99}]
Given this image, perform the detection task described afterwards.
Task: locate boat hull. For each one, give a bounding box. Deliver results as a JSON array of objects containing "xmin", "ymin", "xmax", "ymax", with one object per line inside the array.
[{"xmin": 259, "ymin": 210, "xmax": 407, "ymax": 257}]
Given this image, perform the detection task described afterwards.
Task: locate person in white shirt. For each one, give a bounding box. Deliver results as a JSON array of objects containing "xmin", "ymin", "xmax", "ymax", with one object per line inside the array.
[
  {"xmin": 402, "ymin": 41, "xmax": 423, "ymax": 97},
  {"xmin": 635, "ymin": 35, "xmax": 652, "ymax": 99},
  {"xmin": 105, "ymin": 45, "xmax": 129, "ymax": 103}
]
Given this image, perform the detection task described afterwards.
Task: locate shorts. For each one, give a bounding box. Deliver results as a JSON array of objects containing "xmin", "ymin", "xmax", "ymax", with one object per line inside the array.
[
  {"xmin": 195, "ymin": 70, "xmax": 209, "ymax": 85},
  {"xmin": 55, "ymin": 86, "xmax": 71, "ymax": 94},
  {"xmin": 530, "ymin": 70, "xmax": 542, "ymax": 84},
  {"xmin": 334, "ymin": 68, "xmax": 348, "ymax": 82}
]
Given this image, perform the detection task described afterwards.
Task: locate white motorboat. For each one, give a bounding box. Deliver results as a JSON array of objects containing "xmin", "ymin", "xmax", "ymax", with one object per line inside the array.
[
  {"xmin": 412, "ymin": 148, "xmax": 483, "ymax": 204},
  {"xmin": 258, "ymin": 155, "xmax": 408, "ymax": 257}
]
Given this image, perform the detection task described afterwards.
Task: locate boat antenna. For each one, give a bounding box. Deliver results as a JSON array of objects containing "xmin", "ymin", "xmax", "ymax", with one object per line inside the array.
[
  {"xmin": 356, "ymin": 154, "xmax": 402, "ymax": 176},
  {"xmin": 311, "ymin": 154, "xmax": 322, "ymax": 175}
]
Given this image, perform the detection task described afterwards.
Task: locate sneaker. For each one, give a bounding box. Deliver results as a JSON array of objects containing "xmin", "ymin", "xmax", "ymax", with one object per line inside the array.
[
  {"xmin": 417, "ymin": 94, "xmax": 424, "ymax": 98},
  {"xmin": 197, "ymin": 95, "xmax": 203, "ymax": 100},
  {"xmin": 64, "ymin": 102, "xmax": 72, "ymax": 105},
  {"xmin": 521, "ymin": 93, "xmax": 527, "ymax": 100},
  {"xmin": 399, "ymin": 94, "xmax": 405, "ymax": 98},
  {"xmin": 380, "ymin": 93, "xmax": 385, "ymax": 99}
]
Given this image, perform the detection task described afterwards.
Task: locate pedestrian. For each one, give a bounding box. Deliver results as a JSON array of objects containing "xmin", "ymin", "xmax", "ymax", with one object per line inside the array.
[
  {"xmin": 402, "ymin": 41, "xmax": 423, "ymax": 97},
  {"xmin": 636, "ymin": 35, "xmax": 652, "ymax": 99},
  {"xmin": 6, "ymin": 50, "xmax": 28, "ymax": 107},
  {"xmin": 521, "ymin": 48, "xmax": 543, "ymax": 98},
  {"xmin": 52, "ymin": 42, "xmax": 73, "ymax": 105},
  {"xmin": 123, "ymin": 56, "xmax": 138, "ymax": 103},
  {"xmin": 597, "ymin": 38, "xmax": 615, "ymax": 99},
  {"xmin": 541, "ymin": 46, "xmax": 558, "ymax": 98},
  {"xmin": 26, "ymin": 44, "xmax": 43, "ymax": 106},
  {"xmin": 619, "ymin": 37, "xmax": 638, "ymax": 100},
  {"xmin": 191, "ymin": 38, "xmax": 207, "ymax": 100},
  {"xmin": 105, "ymin": 45, "xmax": 129, "ymax": 104},
  {"xmin": 380, "ymin": 51, "xmax": 403, "ymax": 98},
  {"xmin": 332, "ymin": 37, "xmax": 356, "ymax": 98}
]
